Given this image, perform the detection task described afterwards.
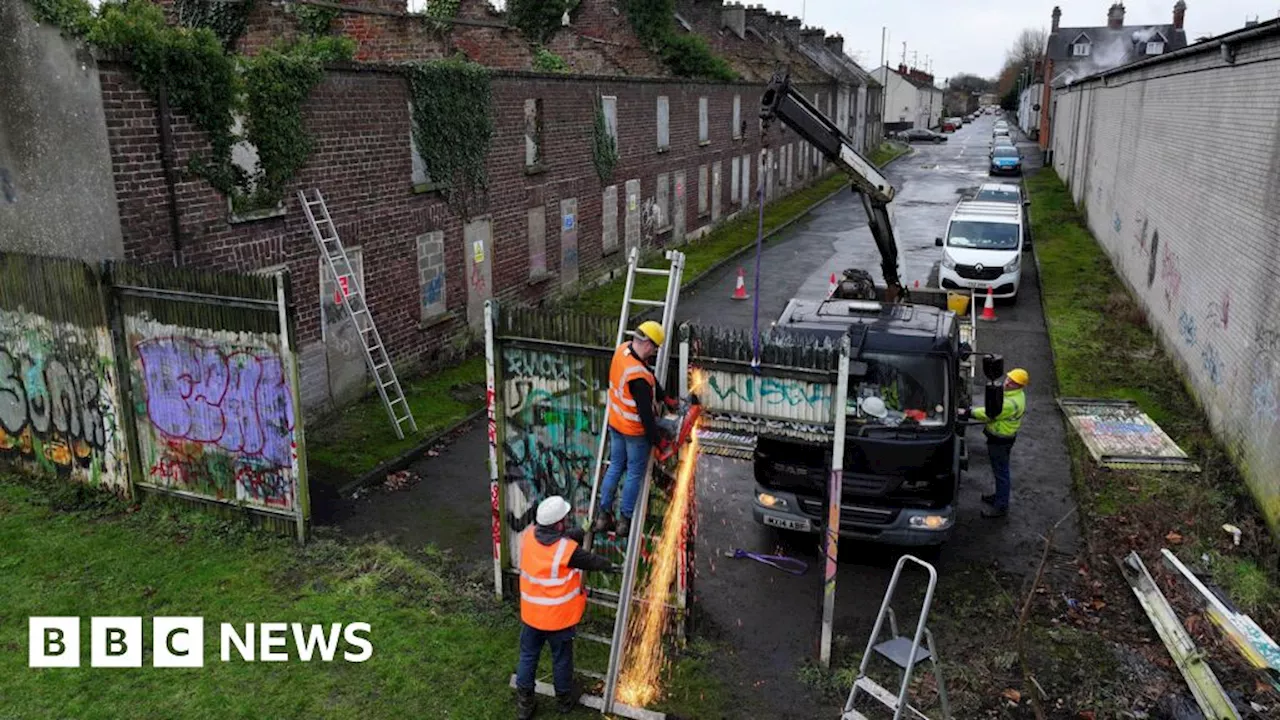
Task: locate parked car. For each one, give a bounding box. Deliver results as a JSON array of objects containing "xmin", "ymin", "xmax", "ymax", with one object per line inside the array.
[
  {"xmin": 937, "ymin": 200, "xmax": 1025, "ymax": 299},
  {"xmin": 989, "ymin": 146, "xmax": 1023, "ymax": 176},
  {"xmin": 941, "ymin": 120, "xmax": 958, "ymax": 132},
  {"xmin": 974, "ymin": 182, "xmax": 1033, "ymax": 248},
  {"xmin": 990, "ymin": 136, "xmax": 1015, "ymax": 154},
  {"xmin": 992, "ymin": 128, "xmax": 1010, "ymax": 140},
  {"xmin": 902, "ymin": 128, "xmax": 948, "ymax": 143}
]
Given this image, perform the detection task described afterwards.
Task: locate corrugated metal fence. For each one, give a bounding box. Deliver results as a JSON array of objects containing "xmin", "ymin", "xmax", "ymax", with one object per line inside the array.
[{"xmin": 0, "ymin": 252, "xmax": 308, "ymax": 538}]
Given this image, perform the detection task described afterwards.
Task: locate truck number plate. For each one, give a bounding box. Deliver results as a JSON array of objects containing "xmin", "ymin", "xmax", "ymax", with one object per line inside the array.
[{"xmin": 763, "ymin": 515, "xmax": 811, "ymax": 532}]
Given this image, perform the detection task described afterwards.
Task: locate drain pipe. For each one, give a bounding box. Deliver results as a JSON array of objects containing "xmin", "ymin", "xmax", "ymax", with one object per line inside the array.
[{"xmin": 155, "ymin": 84, "xmax": 184, "ymax": 266}]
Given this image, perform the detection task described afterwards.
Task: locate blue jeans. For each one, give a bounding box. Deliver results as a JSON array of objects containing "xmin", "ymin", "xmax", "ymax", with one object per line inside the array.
[
  {"xmin": 598, "ymin": 427, "xmax": 650, "ymax": 519},
  {"xmin": 987, "ymin": 438, "xmax": 1014, "ymax": 510},
  {"xmin": 515, "ymin": 623, "xmax": 575, "ymax": 695}
]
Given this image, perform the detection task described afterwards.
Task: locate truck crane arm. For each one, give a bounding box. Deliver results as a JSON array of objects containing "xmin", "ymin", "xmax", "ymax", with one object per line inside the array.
[{"xmin": 760, "ymin": 72, "xmax": 906, "ymax": 301}]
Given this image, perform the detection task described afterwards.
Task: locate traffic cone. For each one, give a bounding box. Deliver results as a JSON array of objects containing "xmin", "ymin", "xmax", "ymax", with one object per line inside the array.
[
  {"xmin": 827, "ymin": 273, "xmax": 838, "ymax": 298},
  {"xmin": 732, "ymin": 268, "xmax": 750, "ymax": 300},
  {"xmin": 979, "ymin": 286, "xmax": 997, "ymax": 321}
]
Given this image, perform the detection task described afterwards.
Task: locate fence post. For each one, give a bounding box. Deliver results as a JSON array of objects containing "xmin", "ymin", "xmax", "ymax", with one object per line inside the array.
[
  {"xmin": 99, "ymin": 260, "xmax": 142, "ymax": 500},
  {"xmin": 485, "ymin": 299, "xmax": 505, "ymax": 598},
  {"xmin": 277, "ymin": 271, "xmax": 310, "ymax": 543},
  {"xmin": 819, "ymin": 333, "xmax": 852, "ymax": 667}
]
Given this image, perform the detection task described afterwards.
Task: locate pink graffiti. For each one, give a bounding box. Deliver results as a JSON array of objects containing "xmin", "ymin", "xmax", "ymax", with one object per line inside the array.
[
  {"xmin": 490, "ymin": 481, "xmax": 501, "ymax": 560},
  {"xmin": 136, "ymin": 337, "xmax": 295, "ymax": 469},
  {"xmin": 1160, "ymin": 244, "xmax": 1182, "ymax": 311}
]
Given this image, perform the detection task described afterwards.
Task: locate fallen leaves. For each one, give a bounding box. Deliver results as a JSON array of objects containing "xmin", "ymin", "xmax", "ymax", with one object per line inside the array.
[
  {"xmin": 1164, "ymin": 530, "xmax": 1183, "ymax": 544},
  {"xmin": 382, "ymin": 470, "xmax": 420, "ymax": 492},
  {"xmin": 1001, "ymin": 688, "xmax": 1022, "ymax": 704}
]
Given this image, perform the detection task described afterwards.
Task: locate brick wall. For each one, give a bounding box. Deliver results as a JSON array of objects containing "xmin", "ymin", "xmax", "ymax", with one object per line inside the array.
[
  {"xmin": 101, "ymin": 62, "xmax": 833, "ymax": 413},
  {"xmin": 1048, "ymin": 29, "xmax": 1280, "ymax": 532}
]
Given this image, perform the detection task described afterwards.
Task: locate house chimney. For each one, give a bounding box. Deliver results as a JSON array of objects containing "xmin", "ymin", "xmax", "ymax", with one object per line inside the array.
[
  {"xmin": 801, "ymin": 28, "xmax": 825, "ymax": 47},
  {"xmin": 1051, "ymin": 6, "xmax": 1061, "ymax": 32},
  {"xmin": 744, "ymin": 4, "xmax": 767, "ymax": 29},
  {"xmin": 824, "ymin": 33, "xmax": 843, "ymax": 56},
  {"xmin": 721, "ymin": 2, "xmax": 746, "ymax": 39},
  {"xmin": 898, "ymin": 63, "xmax": 907, "ymax": 74},
  {"xmin": 783, "ymin": 16, "xmax": 803, "ymax": 40},
  {"xmin": 1172, "ymin": 0, "xmax": 1186, "ymax": 30},
  {"xmin": 1107, "ymin": 3, "xmax": 1125, "ymax": 29}
]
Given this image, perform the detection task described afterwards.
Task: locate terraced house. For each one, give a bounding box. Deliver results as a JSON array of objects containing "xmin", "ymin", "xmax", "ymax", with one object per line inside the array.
[{"xmin": 1, "ymin": 0, "xmax": 884, "ymax": 416}]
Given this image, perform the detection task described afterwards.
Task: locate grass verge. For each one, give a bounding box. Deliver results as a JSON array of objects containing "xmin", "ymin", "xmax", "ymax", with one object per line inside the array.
[
  {"xmin": 305, "ymin": 356, "xmax": 486, "ymax": 486},
  {"xmin": 1024, "ymin": 168, "xmax": 1280, "ymax": 710},
  {"xmin": 0, "ymin": 470, "xmax": 727, "ymax": 719}
]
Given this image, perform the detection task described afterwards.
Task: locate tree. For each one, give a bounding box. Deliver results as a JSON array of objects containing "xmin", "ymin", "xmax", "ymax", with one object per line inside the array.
[{"xmin": 1007, "ymin": 27, "xmax": 1048, "ymax": 71}]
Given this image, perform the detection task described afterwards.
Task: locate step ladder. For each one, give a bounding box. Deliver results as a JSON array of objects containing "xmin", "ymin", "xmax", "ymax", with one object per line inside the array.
[
  {"xmin": 843, "ymin": 555, "xmax": 951, "ymax": 720},
  {"xmin": 581, "ymin": 246, "xmax": 686, "ymax": 714},
  {"xmin": 298, "ymin": 188, "xmax": 417, "ymax": 440}
]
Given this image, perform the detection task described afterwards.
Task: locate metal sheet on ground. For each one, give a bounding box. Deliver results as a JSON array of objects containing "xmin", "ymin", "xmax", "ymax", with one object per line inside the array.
[{"xmin": 1058, "ymin": 398, "xmax": 1200, "ymax": 471}]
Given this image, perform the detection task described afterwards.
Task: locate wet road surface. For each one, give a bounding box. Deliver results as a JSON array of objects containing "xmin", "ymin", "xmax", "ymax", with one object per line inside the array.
[{"xmin": 332, "ymin": 115, "xmax": 1080, "ymax": 718}]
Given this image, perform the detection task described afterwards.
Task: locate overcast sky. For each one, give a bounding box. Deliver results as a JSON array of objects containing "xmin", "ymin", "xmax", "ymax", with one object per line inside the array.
[{"xmin": 750, "ymin": 0, "xmax": 1278, "ymax": 82}]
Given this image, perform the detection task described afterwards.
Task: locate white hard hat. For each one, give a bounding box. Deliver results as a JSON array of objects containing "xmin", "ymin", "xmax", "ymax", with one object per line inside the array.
[
  {"xmin": 860, "ymin": 396, "xmax": 888, "ymax": 419},
  {"xmin": 536, "ymin": 496, "xmax": 572, "ymax": 526}
]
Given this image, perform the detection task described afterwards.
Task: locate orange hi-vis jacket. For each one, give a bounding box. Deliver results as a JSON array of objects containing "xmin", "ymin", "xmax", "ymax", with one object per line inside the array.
[
  {"xmin": 519, "ymin": 527, "xmax": 587, "ymax": 631},
  {"xmin": 607, "ymin": 342, "xmax": 655, "ymax": 437}
]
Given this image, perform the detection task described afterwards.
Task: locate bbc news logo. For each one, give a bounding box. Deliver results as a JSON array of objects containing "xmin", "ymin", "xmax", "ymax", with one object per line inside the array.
[{"xmin": 28, "ymin": 617, "xmax": 372, "ymax": 667}]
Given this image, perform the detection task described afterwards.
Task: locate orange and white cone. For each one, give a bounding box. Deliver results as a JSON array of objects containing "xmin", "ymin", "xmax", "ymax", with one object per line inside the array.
[
  {"xmin": 979, "ymin": 286, "xmax": 997, "ymax": 321},
  {"xmin": 732, "ymin": 268, "xmax": 750, "ymax": 300},
  {"xmin": 827, "ymin": 273, "xmax": 838, "ymax": 298}
]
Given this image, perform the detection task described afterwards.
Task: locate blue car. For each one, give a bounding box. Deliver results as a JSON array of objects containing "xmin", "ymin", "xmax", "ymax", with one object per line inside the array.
[{"xmin": 989, "ymin": 146, "xmax": 1022, "ymax": 176}]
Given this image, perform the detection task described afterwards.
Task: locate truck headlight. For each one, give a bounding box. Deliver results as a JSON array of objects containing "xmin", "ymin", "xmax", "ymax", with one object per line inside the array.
[
  {"xmin": 941, "ymin": 253, "xmax": 956, "ymax": 270},
  {"xmin": 757, "ymin": 492, "xmax": 787, "ymax": 509},
  {"xmin": 908, "ymin": 514, "xmax": 953, "ymax": 530},
  {"xmin": 1003, "ymin": 257, "xmax": 1020, "ymax": 273}
]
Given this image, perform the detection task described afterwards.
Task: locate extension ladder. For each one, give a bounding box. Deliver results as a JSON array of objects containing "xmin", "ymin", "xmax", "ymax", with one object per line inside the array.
[
  {"xmin": 582, "ymin": 246, "xmax": 686, "ymax": 714},
  {"xmin": 843, "ymin": 555, "xmax": 951, "ymax": 720},
  {"xmin": 298, "ymin": 188, "xmax": 417, "ymax": 440}
]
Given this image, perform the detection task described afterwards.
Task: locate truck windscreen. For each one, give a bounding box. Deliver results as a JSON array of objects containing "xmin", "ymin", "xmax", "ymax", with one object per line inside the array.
[
  {"xmin": 947, "ymin": 220, "xmax": 1019, "ymax": 250},
  {"xmin": 847, "ymin": 353, "xmax": 948, "ymax": 426}
]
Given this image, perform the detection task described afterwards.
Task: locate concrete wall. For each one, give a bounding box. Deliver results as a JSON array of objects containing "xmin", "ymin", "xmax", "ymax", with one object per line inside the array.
[
  {"xmin": 1049, "ymin": 26, "xmax": 1280, "ymax": 532},
  {"xmin": 1018, "ymin": 82, "xmax": 1044, "ymax": 135},
  {"xmin": 0, "ymin": 1, "xmax": 123, "ymax": 261}
]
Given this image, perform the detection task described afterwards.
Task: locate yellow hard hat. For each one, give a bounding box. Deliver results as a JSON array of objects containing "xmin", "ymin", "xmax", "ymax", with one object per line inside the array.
[
  {"xmin": 635, "ymin": 321, "xmax": 666, "ymax": 345},
  {"xmin": 1007, "ymin": 368, "xmax": 1029, "ymax": 386}
]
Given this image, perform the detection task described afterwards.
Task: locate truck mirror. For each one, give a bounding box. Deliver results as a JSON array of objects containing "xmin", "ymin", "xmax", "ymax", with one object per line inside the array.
[
  {"xmin": 984, "ymin": 383, "xmax": 1005, "ymax": 419},
  {"xmin": 982, "ymin": 353, "xmax": 1004, "ymax": 382},
  {"xmin": 935, "ymin": 237, "xmax": 943, "ymax": 247},
  {"xmin": 1023, "ymin": 199, "xmax": 1031, "ymax": 207}
]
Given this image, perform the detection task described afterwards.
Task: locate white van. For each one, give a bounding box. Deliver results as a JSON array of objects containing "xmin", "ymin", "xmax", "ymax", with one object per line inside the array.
[{"xmin": 935, "ymin": 200, "xmax": 1024, "ymax": 300}]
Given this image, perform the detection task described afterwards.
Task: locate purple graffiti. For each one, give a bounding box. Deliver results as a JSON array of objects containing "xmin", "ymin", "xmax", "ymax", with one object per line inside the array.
[{"xmin": 136, "ymin": 337, "xmax": 295, "ymax": 469}]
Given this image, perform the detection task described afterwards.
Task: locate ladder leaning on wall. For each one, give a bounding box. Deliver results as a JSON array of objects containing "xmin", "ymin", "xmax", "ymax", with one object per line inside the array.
[{"xmin": 298, "ymin": 188, "xmax": 418, "ymax": 440}]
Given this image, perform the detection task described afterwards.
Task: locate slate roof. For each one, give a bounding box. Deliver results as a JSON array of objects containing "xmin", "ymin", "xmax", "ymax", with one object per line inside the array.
[{"xmin": 1046, "ymin": 23, "xmax": 1187, "ymax": 84}]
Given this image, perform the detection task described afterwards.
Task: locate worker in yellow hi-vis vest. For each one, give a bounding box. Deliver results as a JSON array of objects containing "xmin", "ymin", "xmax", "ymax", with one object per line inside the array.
[{"xmin": 961, "ymin": 368, "xmax": 1028, "ymax": 518}]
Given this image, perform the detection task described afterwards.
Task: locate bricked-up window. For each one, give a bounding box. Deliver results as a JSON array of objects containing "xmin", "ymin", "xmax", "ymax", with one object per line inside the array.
[
  {"xmin": 527, "ymin": 207, "xmax": 548, "ymax": 279},
  {"xmin": 698, "ymin": 97, "xmax": 709, "ymax": 145},
  {"xmin": 730, "ymin": 156, "xmax": 740, "ymax": 204},
  {"xmin": 698, "ymin": 165, "xmax": 709, "ymax": 217},
  {"xmin": 524, "ymin": 99, "xmax": 544, "ymax": 170},
  {"xmin": 410, "ymin": 102, "xmax": 435, "ymax": 189},
  {"xmin": 732, "ymin": 95, "xmax": 741, "ymax": 139},
  {"xmin": 655, "ymin": 173, "xmax": 671, "ymax": 232},
  {"xmin": 417, "ymin": 231, "xmax": 447, "ymax": 320},
  {"xmin": 320, "ymin": 246, "xmax": 363, "ymax": 341},
  {"xmin": 656, "ymin": 96, "xmax": 670, "ymax": 151},
  {"xmin": 601, "ymin": 95, "xmax": 618, "ymax": 144}
]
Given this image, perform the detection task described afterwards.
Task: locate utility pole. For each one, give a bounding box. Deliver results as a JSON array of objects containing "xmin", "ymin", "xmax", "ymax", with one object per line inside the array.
[
  {"xmin": 880, "ymin": 27, "xmax": 888, "ymax": 141},
  {"xmin": 900, "ymin": 41, "xmax": 907, "ymax": 67}
]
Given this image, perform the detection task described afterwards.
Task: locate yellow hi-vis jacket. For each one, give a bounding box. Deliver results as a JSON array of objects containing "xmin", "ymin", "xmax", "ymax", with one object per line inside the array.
[{"xmin": 972, "ymin": 388, "xmax": 1026, "ymax": 439}]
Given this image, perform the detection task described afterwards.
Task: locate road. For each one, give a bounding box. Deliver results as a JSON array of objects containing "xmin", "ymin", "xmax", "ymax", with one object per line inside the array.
[{"xmin": 335, "ymin": 115, "xmax": 1080, "ymax": 717}]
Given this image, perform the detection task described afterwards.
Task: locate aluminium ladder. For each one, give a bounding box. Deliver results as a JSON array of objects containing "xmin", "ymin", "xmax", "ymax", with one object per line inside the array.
[
  {"xmin": 843, "ymin": 555, "xmax": 951, "ymax": 720},
  {"xmin": 298, "ymin": 189, "xmax": 418, "ymax": 440},
  {"xmin": 582, "ymin": 246, "xmax": 686, "ymax": 714}
]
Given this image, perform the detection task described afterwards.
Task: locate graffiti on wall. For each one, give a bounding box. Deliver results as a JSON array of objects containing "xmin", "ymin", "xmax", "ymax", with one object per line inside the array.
[
  {"xmin": 499, "ymin": 346, "xmax": 605, "ymax": 564},
  {"xmin": 127, "ymin": 318, "xmax": 298, "ymax": 511},
  {"xmin": 0, "ymin": 310, "xmax": 127, "ymax": 492}
]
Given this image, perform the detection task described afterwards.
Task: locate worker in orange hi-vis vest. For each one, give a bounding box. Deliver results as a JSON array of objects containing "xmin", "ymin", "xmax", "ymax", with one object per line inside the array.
[
  {"xmin": 592, "ymin": 320, "xmax": 677, "ymax": 540},
  {"xmin": 515, "ymin": 496, "xmax": 618, "ymax": 719}
]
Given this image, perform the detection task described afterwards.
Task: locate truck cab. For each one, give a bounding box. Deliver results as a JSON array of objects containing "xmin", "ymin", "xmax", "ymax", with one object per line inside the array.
[{"xmin": 751, "ymin": 295, "xmax": 972, "ymax": 547}]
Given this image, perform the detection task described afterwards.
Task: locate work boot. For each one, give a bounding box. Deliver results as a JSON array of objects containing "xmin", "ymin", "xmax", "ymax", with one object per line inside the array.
[
  {"xmin": 981, "ymin": 505, "xmax": 1008, "ymax": 518},
  {"xmin": 516, "ymin": 688, "xmax": 537, "ymax": 720},
  {"xmin": 980, "ymin": 493, "xmax": 998, "ymax": 505},
  {"xmin": 591, "ymin": 511, "xmax": 613, "ymax": 534},
  {"xmin": 616, "ymin": 516, "xmax": 631, "ymax": 539},
  {"xmin": 556, "ymin": 684, "xmax": 581, "ymax": 713}
]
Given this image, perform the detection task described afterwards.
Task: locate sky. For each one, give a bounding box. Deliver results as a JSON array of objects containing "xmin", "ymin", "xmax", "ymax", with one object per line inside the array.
[{"xmin": 746, "ymin": 0, "xmax": 1279, "ymax": 82}]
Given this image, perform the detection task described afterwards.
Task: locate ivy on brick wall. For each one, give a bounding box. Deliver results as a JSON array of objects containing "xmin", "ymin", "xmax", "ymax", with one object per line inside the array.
[
  {"xmin": 406, "ymin": 59, "xmax": 494, "ymax": 220},
  {"xmin": 416, "ymin": 0, "xmax": 460, "ymax": 31},
  {"xmin": 288, "ymin": 2, "xmax": 341, "ymax": 38},
  {"xmin": 623, "ymin": 0, "xmax": 735, "ymax": 81},
  {"xmin": 506, "ymin": 0, "xmax": 575, "ymax": 44},
  {"xmin": 591, "ymin": 97, "xmax": 618, "ymax": 182},
  {"xmin": 173, "ymin": 0, "xmax": 258, "ymax": 50},
  {"xmin": 532, "ymin": 47, "xmax": 569, "ymax": 73},
  {"xmin": 24, "ymin": 0, "xmax": 352, "ymax": 214}
]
